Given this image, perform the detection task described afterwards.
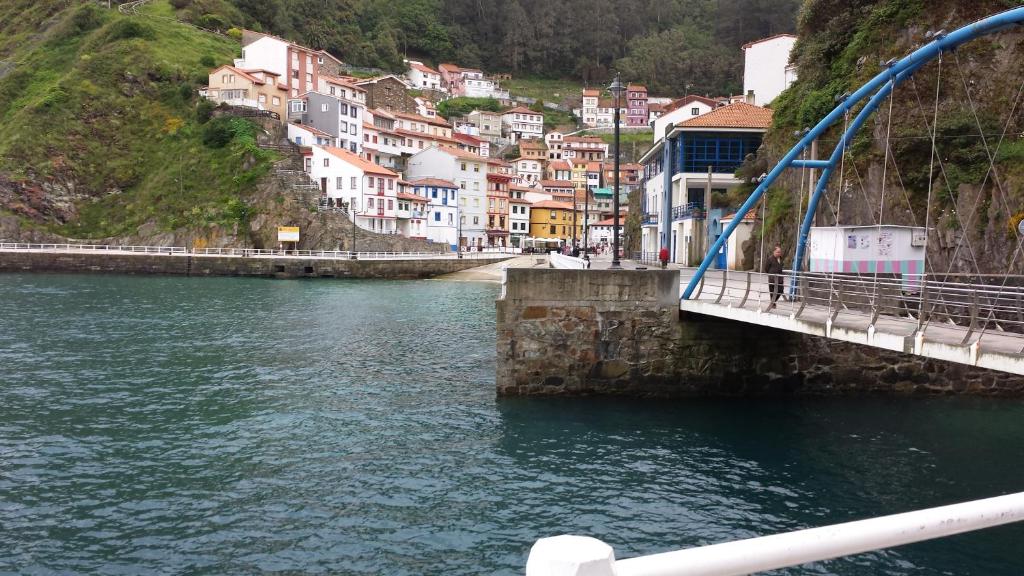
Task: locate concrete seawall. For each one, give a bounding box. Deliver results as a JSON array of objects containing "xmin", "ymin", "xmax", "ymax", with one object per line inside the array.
[
  {"xmin": 496, "ymin": 268, "xmax": 1024, "ymax": 397},
  {"xmin": 0, "ymin": 251, "xmax": 515, "ymax": 279}
]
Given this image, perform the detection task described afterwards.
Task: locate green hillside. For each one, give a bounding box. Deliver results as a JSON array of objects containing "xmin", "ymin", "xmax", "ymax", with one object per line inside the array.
[{"xmin": 0, "ymin": 0, "xmax": 275, "ymax": 239}]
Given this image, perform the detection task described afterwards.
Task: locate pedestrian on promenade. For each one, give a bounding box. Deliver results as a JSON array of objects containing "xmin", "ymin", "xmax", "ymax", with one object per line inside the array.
[
  {"xmin": 765, "ymin": 245, "xmax": 785, "ymax": 309},
  {"xmin": 658, "ymin": 246, "xmax": 669, "ymax": 269}
]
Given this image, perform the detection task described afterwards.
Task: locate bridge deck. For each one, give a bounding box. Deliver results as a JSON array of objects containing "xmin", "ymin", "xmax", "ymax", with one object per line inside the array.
[{"xmin": 677, "ymin": 268, "xmax": 1024, "ymax": 376}]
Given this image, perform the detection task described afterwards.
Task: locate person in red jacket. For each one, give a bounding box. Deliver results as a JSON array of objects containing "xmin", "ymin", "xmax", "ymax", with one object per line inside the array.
[{"xmin": 658, "ymin": 246, "xmax": 670, "ymax": 269}]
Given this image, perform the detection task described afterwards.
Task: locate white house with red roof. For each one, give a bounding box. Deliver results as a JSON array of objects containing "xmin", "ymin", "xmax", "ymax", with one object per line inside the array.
[
  {"xmin": 288, "ymin": 122, "xmax": 335, "ymax": 147},
  {"xmin": 652, "ymin": 95, "xmax": 720, "ymax": 140},
  {"xmin": 303, "ymin": 146, "xmax": 401, "ymax": 234},
  {"xmin": 405, "ymin": 60, "xmax": 442, "ymax": 91},
  {"xmin": 501, "ymin": 107, "xmax": 543, "ymax": 143},
  {"xmin": 588, "ymin": 217, "xmax": 625, "ymax": 248},
  {"xmin": 395, "ymin": 181, "xmax": 429, "ymax": 239}
]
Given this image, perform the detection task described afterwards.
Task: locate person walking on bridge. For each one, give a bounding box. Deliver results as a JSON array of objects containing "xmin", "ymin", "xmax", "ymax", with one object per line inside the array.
[{"xmin": 765, "ymin": 245, "xmax": 785, "ymax": 310}]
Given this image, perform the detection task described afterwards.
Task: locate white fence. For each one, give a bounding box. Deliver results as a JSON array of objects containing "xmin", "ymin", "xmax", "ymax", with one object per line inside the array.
[
  {"xmin": 0, "ymin": 243, "xmax": 519, "ymax": 261},
  {"xmin": 526, "ymin": 491, "xmax": 1024, "ymax": 576},
  {"xmin": 549, "ymin": 252, "xmax": 589, "ymax": 270}
]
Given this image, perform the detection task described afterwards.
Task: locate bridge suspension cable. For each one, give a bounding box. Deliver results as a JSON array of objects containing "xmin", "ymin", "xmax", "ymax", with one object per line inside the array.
[{"xmin": 681, "ymin": 6, "xmax": 1024, "ymax": 300}]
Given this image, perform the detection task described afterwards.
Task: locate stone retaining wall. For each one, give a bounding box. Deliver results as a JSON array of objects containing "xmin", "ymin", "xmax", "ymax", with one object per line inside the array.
[
  {"xmin": 496, "ymin": 268, "xmax": 1024, "ymax": 397},
  {"xmin": 0, "ymin": 252, "xmax": 513, "ymax": 279}
]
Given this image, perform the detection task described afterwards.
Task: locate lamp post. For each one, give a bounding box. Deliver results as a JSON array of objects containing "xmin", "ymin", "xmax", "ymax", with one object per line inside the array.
[
  {"xmin": 350, "ymin": 201, "xmax": 359, "ymax": 259},
  {"xmin": 583, "ymin": 186, "xmax": 590, "ymax": 261},
  {"xmin": 609, "ymin": 73, "xmax": 626, "ymax": 269}
]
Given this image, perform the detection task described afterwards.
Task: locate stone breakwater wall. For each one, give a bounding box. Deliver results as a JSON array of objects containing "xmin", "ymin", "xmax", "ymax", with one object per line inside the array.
[
  {"xmin": 0, "ymin": 251, "xmax": 514, "ymax": 279},
  {"xmin": 496, "ymin": 268, "xmax": 1024, "ymax": 397}
]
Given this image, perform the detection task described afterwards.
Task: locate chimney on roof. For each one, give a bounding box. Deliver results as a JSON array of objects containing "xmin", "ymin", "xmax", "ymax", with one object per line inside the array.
[{"xmin": 746, "ymin": 90, "xmax": 756, "ymax": 106}]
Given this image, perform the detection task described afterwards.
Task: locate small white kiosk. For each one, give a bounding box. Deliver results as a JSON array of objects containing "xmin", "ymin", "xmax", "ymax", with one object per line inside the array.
[{"xmin": 808, "ymin": 225, "xmax": 926, "ymax": 284}]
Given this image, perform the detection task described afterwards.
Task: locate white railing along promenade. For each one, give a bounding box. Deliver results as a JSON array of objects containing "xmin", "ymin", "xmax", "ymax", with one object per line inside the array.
[
  {"xmin": 527, "ymin": 491, "xmax": 1024, "ymax": 576},
  {"xmin": 0, "ymin": 242, "xmax": 520, "ymax": 260}
]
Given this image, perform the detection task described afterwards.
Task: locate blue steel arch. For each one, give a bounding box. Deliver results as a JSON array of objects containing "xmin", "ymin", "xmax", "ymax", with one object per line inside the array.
[{"xmin": 682, "ymin": 7, "xmax": 1024, "ymax": 299}]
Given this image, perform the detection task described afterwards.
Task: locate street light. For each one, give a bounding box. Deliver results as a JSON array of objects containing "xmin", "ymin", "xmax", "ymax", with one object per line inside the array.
[
  {"xmin": 350, "ymin": 200, "xmax": 359, "ymax": 259},
  {"xmin": 608, "ymin": 73, "xmax": 626, "ymax": 269}
]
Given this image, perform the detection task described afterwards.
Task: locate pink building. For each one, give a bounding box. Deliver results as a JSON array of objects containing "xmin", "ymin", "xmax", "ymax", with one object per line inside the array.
[{"xmin": 626, "ymin": 84, "xmax": 648, "ymax": 127}]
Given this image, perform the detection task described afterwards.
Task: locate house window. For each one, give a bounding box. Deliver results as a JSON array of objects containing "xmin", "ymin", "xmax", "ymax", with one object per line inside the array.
[
  {"xmin": 272, "ymin": 96, "xmax": 280, "ymax": 106},
  {"xmin": 351, "ymin": 108, "xmax": 358, "ymax": 118},
  {"xmin": 340, "ymin": 103, "xmax": 348, "ymax": 114},
  {"xmin": 335, "ymin": 177, "xmax": 344, "ymax": 189},
  {"xmin": 549, "ymin": 225, "xmax": 556, "ymax": 234},
  {"xmin": 369, "ymin": 198, "xmax": 374, "ymax": 208},
  {"xmin": 473, "ymin": 216, "xmax": 479, "ymax": 225},
  {"xmin": 368, "ymin": 177, "xmax": 375, "ymax": 187},
  {"xmin": 292, "ymin": 70, "xmax": 299, "ymax": 79},
  {"xmin": 330, "ymin": 87, "xmax": 336, "ymax": 95},
  {"xmin": 387, "ymin": 179, "xmax": 394, "ymax": 190},
  {"xmin": 692, "ymin": 107, "xmax": 700, "ymax": 115},
  {"xmin": 550, "ymin": 210, "xmax": 556, "ymax": 219},
  {"xmin": 460, "ymin": 163, "xmax": 467, "ymax": 171},
  {"xmin": 431, "ymin": 189, "xmax": 438, "ymax": 199},
  {"xmin": 323, "ymin": 158, "xmax": 329, "ymax": 167},
  {"xmin": 351, "ymin": 177, "xmax": 357, "ymax": 189},
  {"xmin": 388, "ymin": 199, "xmax": 393, "ymax": 210}
]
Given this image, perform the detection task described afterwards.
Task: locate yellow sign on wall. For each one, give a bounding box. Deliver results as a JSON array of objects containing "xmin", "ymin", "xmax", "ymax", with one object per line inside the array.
[{"xmin": 277, "ymin": 226, "xmax": 300, "ymax": 242}]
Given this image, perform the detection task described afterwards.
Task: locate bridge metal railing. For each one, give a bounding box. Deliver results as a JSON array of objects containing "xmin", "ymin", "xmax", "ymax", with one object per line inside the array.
[
  {"xmin": 683, "ymin": 268, "xmax": 1024, "ymax": 351},
  {"xmin": 527, "ymin": 491, "xmax": 1024, "ymax": 576}
]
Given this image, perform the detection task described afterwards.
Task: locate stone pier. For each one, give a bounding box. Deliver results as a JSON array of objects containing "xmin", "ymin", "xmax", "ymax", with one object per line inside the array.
[
  {"xmin": 0, "ymin": 251, "xmax": 514, "ymax": 279},
  {"xmin": 496, "ymin": 268, "xmax": 1024, "ymax": 397}
]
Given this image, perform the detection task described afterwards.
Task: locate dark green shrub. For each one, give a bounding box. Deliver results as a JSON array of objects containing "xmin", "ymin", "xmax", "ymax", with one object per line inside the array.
[{"xmin": 202, "ymin": 116, "xmax": 235, "ymax": 147}]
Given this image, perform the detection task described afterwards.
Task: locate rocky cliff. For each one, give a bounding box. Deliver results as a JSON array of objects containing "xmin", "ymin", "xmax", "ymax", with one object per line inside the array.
[{"xmin": 741, "ymin": 0, "xmax": 1024, "ymax": 275}]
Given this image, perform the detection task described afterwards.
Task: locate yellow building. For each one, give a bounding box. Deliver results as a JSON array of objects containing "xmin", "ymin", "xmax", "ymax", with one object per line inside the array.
[
  {"xmin": 529, "ymin": 200, "xmax": 584, "ymax": 243},
  {"xmin": 206, "ymin": 65, "xmax": 288, "ymax": 120}
]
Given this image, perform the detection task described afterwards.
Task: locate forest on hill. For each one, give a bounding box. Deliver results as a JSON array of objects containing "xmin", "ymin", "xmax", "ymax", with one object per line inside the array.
[{"xmin": 176, "ymin": 0, "xmax": 800, "ymax": 96}]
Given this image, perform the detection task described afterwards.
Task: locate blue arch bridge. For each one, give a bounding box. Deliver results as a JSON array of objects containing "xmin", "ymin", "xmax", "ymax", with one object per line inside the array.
[{"xmin": 637, "ymin": 7, "xmax": 1024, "ymax": 376}]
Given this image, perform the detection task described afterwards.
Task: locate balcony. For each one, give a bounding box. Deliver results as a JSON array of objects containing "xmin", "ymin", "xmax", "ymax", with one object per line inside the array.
[
  {"xmin": 672, "ymin": 202, "xmax": 705, "ymax": 221},
  {"xmin": 642, "ymin": 213, "xmax": 658, "ymax": 226}
]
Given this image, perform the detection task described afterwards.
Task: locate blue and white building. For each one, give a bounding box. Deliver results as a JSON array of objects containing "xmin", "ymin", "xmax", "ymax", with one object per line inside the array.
[
  {"xmin": 410, "ymin": 178, "xmax": 460, "ymax": 251},
  {"xmin": 639, "ymin": 101, "xmax": 772, "ymax": 265}
]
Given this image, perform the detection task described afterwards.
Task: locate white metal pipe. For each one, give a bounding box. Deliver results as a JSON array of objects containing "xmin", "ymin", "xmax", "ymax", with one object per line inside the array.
[{"xmin": 614, "ymin": 492, "xmax": 1024, "ymax": 576}]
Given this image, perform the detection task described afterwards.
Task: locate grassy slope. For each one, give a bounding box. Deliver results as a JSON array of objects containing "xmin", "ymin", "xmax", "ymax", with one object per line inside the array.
[
  {"xmin": 502, "ymin": 78, "xmax": 581, "ymax": 103},
  {"xmin": 0, "ymin": 0, "xmax": 274, "ymax": 239}
]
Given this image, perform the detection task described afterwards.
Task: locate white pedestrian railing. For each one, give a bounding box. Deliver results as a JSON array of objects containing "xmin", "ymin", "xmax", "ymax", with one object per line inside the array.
[
  {"xmin": 549, "ymin": 252, "xmax": 589, "ymax": 270},
  {"xmin": 526, "ymin": 491, "xmax": 1024, "ymax": 576},
  {"xmin": 0, "ymin": 243, "xmax": 520, "ymax": 260},
  {"xmin": 0, "ymin": 242, "xmax": 187, "ymax": 254}
]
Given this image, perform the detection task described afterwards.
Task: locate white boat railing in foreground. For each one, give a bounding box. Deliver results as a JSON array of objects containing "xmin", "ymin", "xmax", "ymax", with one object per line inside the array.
[
  {"xmin": 526, "ymin": 491, "xmax": 1024, "ymax": 576},
  {"xmin": 549, "ymin": 252, "xmax": 589, "ymax": 270}
]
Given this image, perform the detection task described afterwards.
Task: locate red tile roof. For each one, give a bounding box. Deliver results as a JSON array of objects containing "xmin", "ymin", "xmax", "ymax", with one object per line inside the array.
[
  {"xmin": 563, "ymin": 136, "xmax": 605, "ymax": 144},
  {"xmin": 323, "ymin": 146, "xmax": 398, "ymax": 177},
  {"xmin": 547, "ymin": 161, "xmax": 571, "ymax": 171},
  {"xmin": 409, "ymin": 177, "xmax": 458, "ymax": 188},
  {"xmin": 409, "ymin": 62, "xmax": 440, "ymax": 75},
  {"xmin": 532, "ymin": 200, "xmax": 575, "ymax": 210},
  {"xmin": 582, "ymin": 88, "xmax": 600, "ymax": 97},
  {"xmin": 397, "ymin": 192, "xmax": 427, "ymax": 202},
  {"xmin": 541, "ymin": 179, "xmax": 574, "ymax": 188},
  {"xmin": 503, "ymin": 106, "xmax": 541, "ymax": 116},
  {"xmin": 676, "ymin": 102, "xmax": 773, "ymax": 130},
  {"xmin": 290, "ymin": 122, "xmax": 332, "ymax": 138}
]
